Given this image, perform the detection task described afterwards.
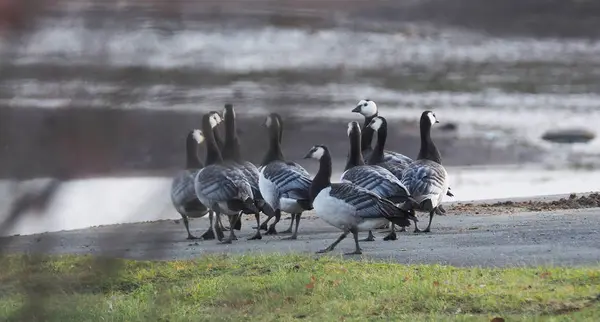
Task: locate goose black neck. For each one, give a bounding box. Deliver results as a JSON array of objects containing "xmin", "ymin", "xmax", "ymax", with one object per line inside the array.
[
  {"xmin": 185, "ymin": 134, "xmax": 203, "ymax": 169},
  {"xmin": 222, "ymin": 109, "xmax": 242, "ymax": 162},
  {"xmin": 360, "ymin": 115, "xmax": 376, "ymax": 152},
  {"xmin": 368, "ymin": 124, "xmax": 387, "ymax": 165},
  {"xmin": 344, "ymin": 129, "xmax": 365, "ymax": 171},
  {"xmin": 260, "ymin": 121, "xmax": 285, "ymax": 165},
  {"xmin": 202, "ymin": 119, "xmax": 224, "ymax": 166},
  {"xmin": 310, "ymin": 150, "xmax": 332, "ymax": 203},
  {"xmin": 417, "ymin": 122, "xmax": 442, "ymax": 164},
  {"xmin": 213, "ymin": 126, "xmax": 224, "ymax": 152}
]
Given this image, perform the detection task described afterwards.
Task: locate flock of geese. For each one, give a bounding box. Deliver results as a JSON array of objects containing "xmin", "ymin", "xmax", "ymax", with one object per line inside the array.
[{"xmin": 170, "ymin": 100, "xmax": 452, "ymax": 255}]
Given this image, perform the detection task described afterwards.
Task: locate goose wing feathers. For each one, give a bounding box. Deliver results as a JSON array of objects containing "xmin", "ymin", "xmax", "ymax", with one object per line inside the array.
[
  {"xmin": 195, "ymin": 165, "xmax": 254, "ymax": 202},
  {"xmin": 401, "ymin": 159, "xmax": 447, "ymax": 202},
  {"xmin": 374, "ymin": 162, "xmax": 409, "ymax": 181},
  {"xmin": 286, "ymin": 161, "xmax": 310, "ymax": 177},
  {"xmin": 329, "ymin": 183, "xmax": 407, "ymax": 220},
  {"xmin": 382, "ymin": 151, "xmax": 413, "ymax": 165},
  {"xmin": 262, "ymin": 161, "xmax": 312, "ymax": 200},
  {"xmin": 171, "ymin": 169, "xmax": 199, "ymax": 206},
  {"xmin": 341, "ymin": 166, "xmax": 409, "ymax": 200}
]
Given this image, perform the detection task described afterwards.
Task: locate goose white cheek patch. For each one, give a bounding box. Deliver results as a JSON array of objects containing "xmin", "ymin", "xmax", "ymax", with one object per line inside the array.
[
  {"xmin": 347, "ymin": 122, "xmax": 354, "ymax": 136},
  {"xmin": 312, "ymin": 147, "xmax": 325, "ymax": 160},
  {"xmin": 427, "ymin": 112, "xmax": 437, "ymax": 125},
  {"xmin": 265, "ymin": 116, "xmax": 272, "ymax": 127},
  {"xmin": 209, "ymin": 116, "xmax": 219, "ymax": 128},
  {"xmin": 362, "ymin": 101, "xmax": 378, "ymax": 117},
  {"xmin": 192, "ymin": 130, "xmax": 204, "ymax": 144}
]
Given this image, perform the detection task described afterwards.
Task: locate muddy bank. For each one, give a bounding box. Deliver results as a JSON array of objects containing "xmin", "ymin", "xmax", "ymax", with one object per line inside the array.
[
  {"xmin": 448, "ymin": 193, "xmax": 600, "ymax": 215},
  {"xmin": 0, "ymin": 106, "xmax": 539, "ymax": 180}
]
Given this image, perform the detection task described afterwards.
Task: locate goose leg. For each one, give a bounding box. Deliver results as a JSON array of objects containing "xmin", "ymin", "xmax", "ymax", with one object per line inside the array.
[
  {"xmin": 422, "ymin": 209, "xmax": 435, "ymax": 233},
  {"xmin": 415, "ymin": 209, "xmax": 434, "ymax": 233},
  {"xmin": 383, "ymin": 223, "xmax": 397, "ymax": 241},
  {"xmin": 200, "ymin": 211, "xmax": 216, "ymax": 240},
  {"xmin": 317, "ymin": 230, "xmax": 348, "ymax": 254},
  {"xmin": 361, "ymin": 230, "xmax": 376, "ymax": 242},
  {"xmin": 230, "ymin": 214, "xmax": 240, "ymax": 240},
  {"xmin": 248, "ymin": 212, "xmax": 262, "ymax": 240},
  {"xmin": 181, "ymin": 214, "xmax": 200, "ymax": 240},
  {"xmin": 282, "ymin": 213, "xmax": 295, "ymax": 234},
  {"xmin": 217, "ymin": 214, "xmax": 230, "ymax": 231},
  {"xmin": 221, "ymin": 214, "xmax": 241, "ymax": 244},
  {"xmin": 283, "ymin": 213, "xmax": 302, "ymax": 240},
  {"xmin": 214, "ymin": 212, "xmax": 225, "ymax": 241},
  {"xmin": 344, "ymin": 227, "xmax": 362, "ymax": 255},
  {"xmin": 266, "ymin": 209, "xmax": 281, "ymax": 235}
]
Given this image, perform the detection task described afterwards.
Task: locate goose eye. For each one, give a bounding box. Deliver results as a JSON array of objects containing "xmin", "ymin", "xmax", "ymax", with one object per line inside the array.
[{"xmin": 363, "ymin": 103, "xmax": 368, "ymax": 107}]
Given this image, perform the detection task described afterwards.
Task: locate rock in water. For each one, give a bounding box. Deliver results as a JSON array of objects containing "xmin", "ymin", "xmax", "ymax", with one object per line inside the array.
[{"xmin": 541, "ymin": 129, "xmax": 595, "ymax": 144}]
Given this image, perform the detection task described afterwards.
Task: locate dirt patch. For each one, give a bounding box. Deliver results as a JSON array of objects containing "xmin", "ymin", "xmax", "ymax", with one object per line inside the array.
[{"xmin": 449, "ymin": 193, "xmax": 600, "ymax": 215}]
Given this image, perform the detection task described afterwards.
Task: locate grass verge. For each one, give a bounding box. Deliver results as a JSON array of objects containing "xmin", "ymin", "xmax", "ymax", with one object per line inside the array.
[{"xmin": 0, "ymin": 253, "xmax": 599, "ymax": 321}]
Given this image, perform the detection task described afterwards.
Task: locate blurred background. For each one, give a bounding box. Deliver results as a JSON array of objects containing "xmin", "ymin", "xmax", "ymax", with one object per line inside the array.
[{"xmin": 2, "ymin": 0, "xmax": 600, "ymax": 237}]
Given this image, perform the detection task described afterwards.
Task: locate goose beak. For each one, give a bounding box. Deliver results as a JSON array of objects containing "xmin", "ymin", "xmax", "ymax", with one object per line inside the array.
[
  {"xmin": 435, "ymin": 119, "xmax": 440, "ymax": 124},
  {"xmin": 351, "ymin": 105, "xmax": 361, "ymax": 113},
  {"xmin": 303, "ymin": 152, "xmax": 312, "ymax": 159}
]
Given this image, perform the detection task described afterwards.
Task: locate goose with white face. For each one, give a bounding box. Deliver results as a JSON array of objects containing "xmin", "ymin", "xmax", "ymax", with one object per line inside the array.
[
  {"xmin": 304, "ymin": 146, "xmax": 325, "ymax": 160},
  {"xmin": 192, "ymin": 129, "xmax": 204, "ymax": 144},
  {"xmin": 347, "ymin": 121, "xmax": 360, "ymax": 137},
  {"xmin": 209, "ymin": 113, "xmax": 222, "ymax": 128},
  {"xmin": 427, "ymin": 111, "xmax": 439, "ymax": 125},
  {"xmin": 352, "ymin": 99, "xmax": 378, "ymax": 117},
  {"xmin": 264, "ymin": 114, "xmax": 273, "ymax": 128}
]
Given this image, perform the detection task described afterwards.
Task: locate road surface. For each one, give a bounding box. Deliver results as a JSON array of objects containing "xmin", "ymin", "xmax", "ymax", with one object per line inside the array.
[{"xmin": 1, "ymin": 204, "xmax": 599, "ymax": 267}]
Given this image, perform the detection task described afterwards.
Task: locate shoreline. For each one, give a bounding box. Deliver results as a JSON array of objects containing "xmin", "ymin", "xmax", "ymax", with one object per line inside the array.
[{"xmin": 1, "ymin": 168, "xmax": 600, "ymax": 237}]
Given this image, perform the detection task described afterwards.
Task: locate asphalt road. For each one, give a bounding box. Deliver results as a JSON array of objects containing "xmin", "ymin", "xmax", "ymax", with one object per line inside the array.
[{"xmin": 1, "ymin": 206, "xmax": 599, "ymax": 268}]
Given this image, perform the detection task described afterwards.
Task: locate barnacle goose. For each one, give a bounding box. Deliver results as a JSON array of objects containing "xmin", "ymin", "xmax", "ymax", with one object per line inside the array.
[
  {"xmin": 367, "ymin": 115, "xmax": 454, "ymax": 215},
  {"xmin": 400, "ymin": 111, "xmax": 450, "ymax": 233},
  {"xmin": 258, "ymin": 113, "xmax": 313, "ymax": 240},
  {"xmin": 193, "ymin": 113, "xmax": 260, "ymax": 244},
  {"xmin": 257, "ymin": 113, "xmax": 311, "ymax": 234},
  {"xmin": 221, "ymin": 104, "xmax": 276, "ymax": 240},
  {"xmin": 170, "ymin": 129, "xmax": 213, "ymax": 240},
  {"xmin": 304, "ymin": 145, "xmax": 416, "ymax": 255},
  {"xmin": 341, "ymin": 121, "xmax": 411, "ymax": 242},
  {"xmin": 352, "ymin": 99, "xmax": 412, "ymax": 165}
]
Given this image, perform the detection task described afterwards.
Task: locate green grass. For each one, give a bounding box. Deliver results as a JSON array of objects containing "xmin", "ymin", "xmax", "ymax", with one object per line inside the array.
[{"xmin": 0, "ymin": 254, "xmax": 599, "ymax": 321}]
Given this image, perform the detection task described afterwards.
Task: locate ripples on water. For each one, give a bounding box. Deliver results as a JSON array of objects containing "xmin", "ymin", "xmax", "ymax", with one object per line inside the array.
[{"xmin": 1, "ymin": 5, "xmax": 600, "ymax": 167}]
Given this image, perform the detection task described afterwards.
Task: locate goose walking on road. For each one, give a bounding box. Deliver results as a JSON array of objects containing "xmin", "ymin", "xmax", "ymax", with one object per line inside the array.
[
  {"xmin": 258, "ymin": 113, "xmax": 313, "ymax": 240},
  {"xmin": 400, "ymin": 111, "xmax": 450, "ymax": 233},
  {"xmin": 221, "ymin": 104, "xmax": 276, "ymax": 240},
  {"xmin": 341, "ymin": 121, "xmax": 411, "ymax": 241},
  {"xmin": 170, "ymin": 129, "xmax": 214, "ymax": 240},
  {"xmin": 367, "ymin": 115, "xmax": 453, "ymax": 216},
  {"xmin": 194, "ymin": 113, "xmax": 260, "ymax": 244},
  {"xmin": 304, "ymin": 145, "xmax": 417, "ymax": 255}
]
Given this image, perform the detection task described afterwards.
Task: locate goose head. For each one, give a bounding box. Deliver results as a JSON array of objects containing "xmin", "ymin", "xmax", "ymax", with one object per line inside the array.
[
  {"xmin": 223, "ymin": 103, "xmax": 235, "ymax": 119},
  {"xmin": 421, "ymin": 110, "xmax": 439, "ymax": 127},
  {"xmin": 191, "ymin": 129, "xmax": 204, "ymax": 144},
  {"xmin": 304, "ymin": 145, "xmax": 327, "ymax": 160},
  {"xmin": 264, "ymin": 112, "xmax": 282, "ymax": 129},
  {"xmin": 207, "ymin": 110, "xmax": 222, "ymax": 124},
  {"xmin": 347, "ymin": 121, "xmax": 361, "ymax": 138},
  {"xmin": 367, "ymin": 116, "xmax": 387, "ymax": 132},
  {"xmin": 352, "ymin": 99, "xmax": 378, "ymax": 118},
  {"xmin": 208, "ymin": 111, "xmax": 223, "ymax": 128}
]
